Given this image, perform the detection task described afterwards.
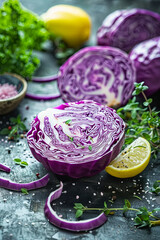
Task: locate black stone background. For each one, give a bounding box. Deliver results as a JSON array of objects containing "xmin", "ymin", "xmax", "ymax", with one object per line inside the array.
[{"xmin": 0, "ymin": 0, "xmax": 160, "ymax": 240}]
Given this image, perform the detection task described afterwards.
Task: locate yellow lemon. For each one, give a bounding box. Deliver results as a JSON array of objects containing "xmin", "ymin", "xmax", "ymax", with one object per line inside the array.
[
  {"xmin": 105, "ymin": 137, "xmax": 151, "ymax": 178},
  {"xmin": 42, "ymin": 5, "xmax": 91, "ymax": 48}
]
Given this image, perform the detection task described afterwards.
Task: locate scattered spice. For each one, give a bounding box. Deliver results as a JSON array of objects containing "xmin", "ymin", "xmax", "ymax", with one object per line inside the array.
[{"xmin": 36, "ymin": 173, "xmax": 40, "ymax": 178}]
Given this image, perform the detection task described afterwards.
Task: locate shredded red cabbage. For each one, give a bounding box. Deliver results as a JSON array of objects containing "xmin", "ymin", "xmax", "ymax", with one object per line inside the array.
[
  {"xmin": 44, "ymin": 182, "xmax": 107, "ymax": 232},
  {"xmin": 58, "ymin": 46, "xmax": 136, "ymax": 108},
  {"xmin": 0, "ymin": 173, "xmax": 49, "ymax": 191},
  {"xmin": 27, "ymin": 100, "xmax": 125, "ymax": 178}
]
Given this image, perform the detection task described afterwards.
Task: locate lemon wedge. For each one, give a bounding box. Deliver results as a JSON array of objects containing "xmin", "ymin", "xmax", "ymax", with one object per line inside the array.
[{"xmin": 105, "ymin": 137, "xmax": 151, "ymax": 178}]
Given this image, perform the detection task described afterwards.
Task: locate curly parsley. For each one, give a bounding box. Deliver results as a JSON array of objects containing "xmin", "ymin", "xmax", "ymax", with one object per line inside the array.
[{"xmin": 0, "ymin": 0, "xmax": 49, "ymax": 78}]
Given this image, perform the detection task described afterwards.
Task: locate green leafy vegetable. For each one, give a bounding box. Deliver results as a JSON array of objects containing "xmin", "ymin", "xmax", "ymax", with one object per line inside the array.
[
  {"xmin": 53, "ymin": 37, "xmax": 76, "ymax": 65},
  {"xmin": 74, "ymin": 200, "xmax": 160, "ymax": 228},
  {"xmin": 0, "ymin": 0, "xmax": 49, "ymax": 78},
  {"xmin": 117, "ymin": 82, "xmax": 160, "ymax": 158},
  {"xmin": 14, "ymin": 158, "xmax": 28, "ymax": 167},
  {"xmin": 21, "ymin": 188, "xmax": 29, "ymax": 195},
  {"xmin": 65, "ymin": 119, "xmax": 72, "ymax": 125},
  {"xmin": 88, "ymin": 145, "xmax": 92, "ymax": 151},
  {"xmin": 151, "ymin": 180, "xmax": 160, "ymax": 194},
  {"xmin": 0, "ymin": 114, "xmax": 27, "ymax": 141}
]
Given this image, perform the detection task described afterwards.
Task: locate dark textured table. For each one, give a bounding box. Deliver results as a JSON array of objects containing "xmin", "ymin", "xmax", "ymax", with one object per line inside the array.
[{"xmin": 0, "ymin": 1, "xmax": 160, "ymax": 240}]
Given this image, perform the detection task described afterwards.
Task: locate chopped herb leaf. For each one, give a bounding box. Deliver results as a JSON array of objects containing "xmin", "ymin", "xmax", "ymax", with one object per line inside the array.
[
  {"xmin": 88, "ymin": 145, "xmax": 92, "ymax": 151},
  {"xmin": 68, "ymin": 136, "xmax": 74, "ymax": 142},
  {"xmin": 65, "ymin": 119, "xmax": 72, "ymax": 125},
  {"xmin": 21, "ymin": 188, "xmax": 29, "ymax": 195},
  {"xmin": 13, "ymin": 159, "xmax": 28, "ymax": 167}
]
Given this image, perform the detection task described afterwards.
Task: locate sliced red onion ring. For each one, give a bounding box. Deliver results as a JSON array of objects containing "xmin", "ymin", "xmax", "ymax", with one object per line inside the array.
[
  {"xmin": 0, "ymin": 164, "xmax": 11, "ymax": 173},
  {"xmin": 32, "ymin": 74, "xmax": 58, "ymax": 83},
  {"xmin": 44, "ymin": 182, "xmax": 107, "ymax": 232},
  {"xmin": 25, "ymin": 92, "xmax": 61, "ymax": 101},
  {"xmin": 0, "ymin": 173, "xmax": 49, "ymax": 191}
]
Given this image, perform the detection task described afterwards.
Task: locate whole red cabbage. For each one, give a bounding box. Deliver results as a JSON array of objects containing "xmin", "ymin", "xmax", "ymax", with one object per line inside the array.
[
  {"xmin": 58, "ymin": 46, "xmax": 136, "ymax": 108},
  {"xmin": 129, "ymin": 37, "xmax": 160, "ymax": 96},
  {"xmin": 27, "ymin": 100, "xmax": 125, "ymax": 178},
  {"xmin": 97, "ymin": 9, "xmax": 160, "ymax": 52}
]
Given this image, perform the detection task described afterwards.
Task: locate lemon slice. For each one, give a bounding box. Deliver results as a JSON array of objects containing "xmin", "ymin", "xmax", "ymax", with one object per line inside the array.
[{"xmin": 105, "ymin": 137, "xmax": 151, "ymax": 178}]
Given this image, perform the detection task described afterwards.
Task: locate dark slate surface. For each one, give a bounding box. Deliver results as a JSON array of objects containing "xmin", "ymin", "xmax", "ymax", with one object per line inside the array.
[{"xmin": 0, "ymin": 0, "xmax": 160, "ymax": 240}]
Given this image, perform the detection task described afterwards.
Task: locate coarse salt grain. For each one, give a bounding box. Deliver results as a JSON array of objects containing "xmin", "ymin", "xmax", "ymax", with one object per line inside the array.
[{"xmin": 0, "ymin": 83, "xmax": 18, "ymax": 99}]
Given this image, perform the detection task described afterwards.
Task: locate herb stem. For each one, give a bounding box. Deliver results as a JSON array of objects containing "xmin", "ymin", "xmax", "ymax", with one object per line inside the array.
[
  {"xmin": 141, "ymin": 91, "xmax": 152, "ymax": 116},
  {"xmin": 81, "ymin": 207, "xmax": 139, "ymax": 213},
  {"xmin": 150, "ymin": 220, "xmax": 160, "ymax": 226}
]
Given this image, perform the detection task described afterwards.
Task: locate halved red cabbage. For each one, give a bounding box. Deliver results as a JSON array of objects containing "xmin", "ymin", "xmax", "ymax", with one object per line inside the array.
[
  {"xmin": 97, "ymin": 9, "xmax": 160, "ymax": 52},
  {"xmin": 57, "ymin": 46, "xmax": 136, "ymax": 108},
  {"xmin": 27, "ymin": 100, "xmax": 125, "ymax": 178},
  {"xmin": 44, "ymin": 182, "xmax": 108, "ymax": 232},
  {"xmin": 129, "ymin": 37, "xmax": 160, "ymax": 96}
]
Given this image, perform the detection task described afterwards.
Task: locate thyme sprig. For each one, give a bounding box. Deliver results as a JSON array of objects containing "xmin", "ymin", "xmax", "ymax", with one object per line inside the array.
[
  {"xmin": 117, "ymin": 82, "xmax": 160, "ymax": 158},
  {"xmin": 0, "ymin": 114, "xmax": 27, "ymax": 141},
  {"xmin": 74, "ymin": 200, "xmax": 160, "ymax": 228}
]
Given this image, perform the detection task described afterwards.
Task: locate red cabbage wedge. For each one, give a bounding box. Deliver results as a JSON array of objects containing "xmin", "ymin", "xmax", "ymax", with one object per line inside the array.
[
  {"xmin": 27, "ymin": 100, "xmax": 125, "ymax": 178},
  {"xmin": 58, "ymin": 46, "xmax": 136, "ymax": 108},
  {"xmin": 97, "ymin": 9, "xmax": 160, "ymax": 52},
  {"xmin": 129, "ymin": 37, "xmax": 160, "ymax": 96},
  {"xmin": 44, "ymin": 182, "xmax": 108, "ymax": 232}
]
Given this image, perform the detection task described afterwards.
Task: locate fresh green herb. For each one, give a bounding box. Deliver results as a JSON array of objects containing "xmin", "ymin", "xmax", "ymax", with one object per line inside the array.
[
  {"xmin": 53, "ymin": 37, "xmax": 76, "ymax": 65},
  {"xmin": 151, "ymin": 180, "xmax": 160, "ymax": 194},
  {"xmin": 89, "ymin": 136, "xmax": 94, "ymax": 142},
  {"xmin": 74, "ymin": 200, "xmax": 160, "ymax": 228},
  {"xmin": 0, "ymin": 0, "xmax": 49, "ymax": 78},
  {"xmin": 117, "ymin": 82, "xmax": 160, "ymax": 158},
  {"xmin": 21, "ymin": 188, "xmax": 29, "ymax": 195},
  {"xmin": 133, "ymin": 146, "xmax": 146, "ymax": 149},
  {"xmin": 65, "ymin": 119, "xmax": 72, "ymax": 125},
  {"xmin": 14, "ymin": 158, "xmax": 28, "ymax": 167},
  {"xmin": 13, "ymin": 158, "xmax": 21, "ymax": 164},
  {"xmin": 133, "ymin": 195, "xmax": 142, "ymax": 201},
  {"xmin": 81, "ymin": 146, "xmax": 85, "ymax": 149},
  {"xmin": 68, "ymin": 136, "xmax": 74, "ymax": 142},
  {"xmin": 88, "ymin": 145, "xmax": 92, "ymax": 151},
  {"xmin": 0, "ymin": 114, "xmax": 27, "ymax": 141}
]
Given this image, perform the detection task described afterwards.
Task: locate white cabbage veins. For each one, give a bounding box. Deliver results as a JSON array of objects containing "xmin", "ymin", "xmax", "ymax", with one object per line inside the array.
[
  {"xmin": 58, "ymin": 46, "xmax": 135, "ymax": 107},
  {"xmin": 27, "ymin": 101, "xmax": 125, "ymax": 164}
]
